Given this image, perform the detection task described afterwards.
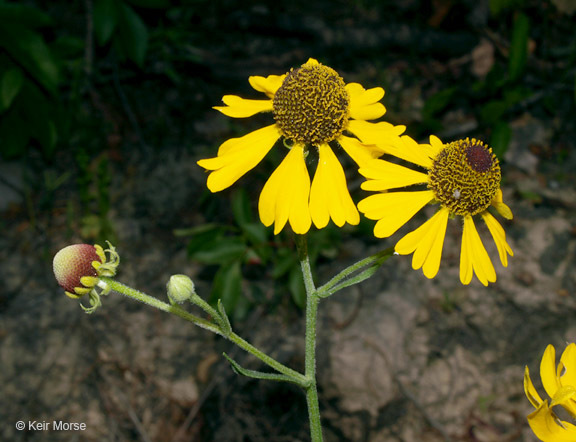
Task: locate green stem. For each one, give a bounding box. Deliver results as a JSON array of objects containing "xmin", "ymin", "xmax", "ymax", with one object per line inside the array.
[
  {"xmin": 100, "ymin": 277, "xmax": 307, "ymax": 384},
  {"xmin": 296, "ymin": 235, "xmax": 323, "ymax": 442}
]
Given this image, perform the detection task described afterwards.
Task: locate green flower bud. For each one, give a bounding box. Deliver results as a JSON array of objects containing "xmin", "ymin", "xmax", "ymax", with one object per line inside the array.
[{"xmin": 167, "ymin": 274, "xmax": 196, "ymax": 304}]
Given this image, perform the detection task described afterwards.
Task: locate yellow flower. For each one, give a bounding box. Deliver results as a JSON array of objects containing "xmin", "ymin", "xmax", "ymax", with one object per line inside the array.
[
  {"xmin": 357, "ymin": 135, "xmax": 513, "ymax": 286},
  {"xmin": 524, "ymin": 344, "xmax": 576, "ymax": 441},
  {"xmin": 197, "ymin": 58, "xmax": 405, "ymax": 234}
]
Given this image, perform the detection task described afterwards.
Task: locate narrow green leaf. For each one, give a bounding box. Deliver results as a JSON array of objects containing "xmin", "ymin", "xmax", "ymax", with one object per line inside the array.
[
  {"xmin": 0, "ymin": 108, "xmax": 29, "ymax": 159},
  {"xmin": 508, "ymin": 12, "xmax": 530, "ymax": 82},
  {"xmin": 211, "ymin": 261, "xmax": 242, "ymax": 313},
  {"xmin": 190, "ymin": 237, "xmax": 246, "ymax": 264},
  {"xmin": 126, "ymin": 0, "xmax": 171, "ymax": 8},
  {"xmin": 490, "ymin": 122, "xmax": 512, "ymax": 158},
  {"xmin": 222, "ymin": 353, "xmax": 307, "ymax": 386},
  {"xmin": 1, "ymin": 68, "xmax": 23, "ymax": 109},
  {"xmin": 422, "ymin": 87, "xmax": 457, "ymax": 119},
  {"xmin": 93, "ymin": 0, "xmax": 119, "ymax": 46},
  {"xmin": 117, "ymin": 3, "xmax": 149, "ymax": 66},
  {"xmin": 231, "ymin": 189, "xmax": 253, "ymax": 226},
  {"xmin": 288, "ymin": 266, "xmax": 306, "ymax": 308},
  {"xmin": 0, "ymin": 3, "xmax": 53, "ymax": 28},
  {"xmin": 0, "ymin": 25, "xmax": 60, "ymax": 94}
]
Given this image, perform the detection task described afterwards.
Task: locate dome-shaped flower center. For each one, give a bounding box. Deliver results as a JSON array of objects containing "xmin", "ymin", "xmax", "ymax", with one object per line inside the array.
[
  {"xmin": 428, "ymin": 138, "xmax": 501, "ymax": 216},
  {"xmin": 53, "ymin": 244, "xmax": 101, "ymax": 292},
  {"xmin": 273, "ymin": 61, "xmax": 349, "ymax": 145}
]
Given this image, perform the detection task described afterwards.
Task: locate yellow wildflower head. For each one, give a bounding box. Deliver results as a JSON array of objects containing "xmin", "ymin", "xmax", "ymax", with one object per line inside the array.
[
  {"xmin": 358, "ymin": 135, "xmax": 513, "ymax": 286},
  {"xmin": 197, "ymin": 58, "xmax": 406, "ymax": 234},
  {"xmin": 428, "ymin": 138, "xmax": 501, "ymax": 217},
  {"xmin": 273, "ymin": 60, "xmax": 349, "ymax": 145},
  {"xmin": 524, "ymin": 344, "xmax": 576, "ymax": 441}
]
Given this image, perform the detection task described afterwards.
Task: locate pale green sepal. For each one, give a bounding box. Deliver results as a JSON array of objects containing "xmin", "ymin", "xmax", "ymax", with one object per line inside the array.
[{"xmin": 216, "ymin": 299, "xmax": 232, "ymax": 337}]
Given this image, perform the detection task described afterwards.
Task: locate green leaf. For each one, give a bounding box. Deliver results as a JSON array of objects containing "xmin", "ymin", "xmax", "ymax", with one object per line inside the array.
[
  {"xmin": 231, "ymin": 188, "xmax": 253, "ymax": 225},
  {"xmin": 288, "ymin": 266, "xmax": 306, "ymax": 308},
  {"xmin": 190, "ymin": 236, "xmax": 246, "ymax": 264},
  {"xmin": 116, "ymin": 3, "xmax": 149, "ymax": 66},
  {"xmin": 490, "ymin": 122, "xmax": 512, "ymax": 158},
  {"xmin": 508, "ymin": 12, "xmax": 530, "ymax": 82},
  {"xmin": 211, "ymin": 261, "xmax": 242, "ymax": 313},
  {"xmin": 0, "ymin": 67, "xmax": 23, "ymax": 110},
  {"xmin": 0, "ymin": 3, "xmax": 52, "ymax": 28},
  {"xmin": 422, "ymin": 87, "xmax": 457, "ymax": 119},
  {"xmin": 240, "ymin": 222, "xmax": 268, "ymax": 246},
  {"xmin": 0, "ymin": 108, "xmax": 29, "ymax": 159},
  {"xmin": 479, "ymin": 100, "xmax": 508, "ymax": 125},
  {"xmin": 0, "ymin": 25, "xmax": 60, "ymax": 94},
  {"xmin": 126, "ymin": 0, "xmax": 171, "ymax": 8},
  {"xmin": 222, "ymin": 353, "xmax": 307, "ymax": 386},
  {"xmin": 93, "ymin": 0, "xmax": 119, "ymax": 46}
]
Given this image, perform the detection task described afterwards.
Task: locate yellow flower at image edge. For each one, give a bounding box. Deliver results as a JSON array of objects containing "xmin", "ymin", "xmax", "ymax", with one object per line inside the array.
[
  {"xmin": 524, "ymin": 344, "xmax": 576, "ymax": 441},
  {"xmin": 197, "ymin": 58, "xmax": 406, "ymax": 234},
  {"xmin": 358, "ymin": 135, "xmax": 513, "ymax": 286}
]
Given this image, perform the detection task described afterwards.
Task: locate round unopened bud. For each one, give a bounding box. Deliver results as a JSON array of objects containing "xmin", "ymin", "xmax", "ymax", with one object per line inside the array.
[
  {"xmin": 167, "ymin": 274, "xmax": 196, "ymax": 304},
  {"xmin": 53, "ymin": 244, "xmax": 101, "ymax": 297}
]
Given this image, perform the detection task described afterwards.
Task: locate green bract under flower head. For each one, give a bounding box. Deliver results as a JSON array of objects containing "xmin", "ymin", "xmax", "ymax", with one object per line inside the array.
[
  {"xmin": 428, "ymin": 138, "xmax": 501, "ymax": 216},
  {"xmin": 273, "ymin": 59, "xmax": 349, "ymax": 145}
]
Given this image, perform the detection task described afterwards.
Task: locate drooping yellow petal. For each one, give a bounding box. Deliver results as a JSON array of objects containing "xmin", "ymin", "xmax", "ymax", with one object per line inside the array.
[
  {"xmin": 258, "ymin": 144, "xmax": 311, "ymax": 235},
  {"xmin": 560, "ymin": 344, "xmax": 576, "ymax": 389},
  {"xmin": 527, "ymin": 400, "xmax": 576, "ymax": 442},
  {"xmin": 248, "ymin": 74, "xmax": 286, "ymax": 98},
  {"xmin": 491, "ymin": 188, "xmax": 514, "ymax": 220},
  {"xmin": 360, "ymin": 158, "xmax": 429, "ymax": 191},
  {"xmin": 481, "ymin": 212, "xmax": 513, "ymax": 267},
  {"xmin": 541, "ymin": 345, "xmax": 561, "ymax": 401},
  {"xmin": 338, "ymin": 135, "xmax": 384, "ymax": 167},
  {"xmin": 395, "ymin": 207, "xmax": 449, "ymax": 279},
  {"xmin": 460, "ymin": 216, "xmax": 496, "ymax": 286},
  {"xmin": 358, "ymin": 190, "xmax": 434, "ymax": 238},
  {"xmin": 197, "ymin": 124, "xmax": 280, "ymax": 192},
  {"xmin": 346, "ymin": 83, "xmax": 386, "ymax": 121},
  {"xmin": 525, "ymin": 366, "xmax": 545, "ymax": 408},
  {"xmin": 214, "ymin": 95, "xmax": 273, "ymax": 118},
  {"xmin": 310, "ymin": 144, "xmax": 359, "ymax": 229}
]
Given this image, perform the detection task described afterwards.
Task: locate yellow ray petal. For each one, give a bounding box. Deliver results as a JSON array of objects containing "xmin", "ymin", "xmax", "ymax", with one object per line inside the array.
[
  {"xmin": 460, "ymin": 216, "xmax": 496, "ymax": 286},
  {"xmin": 310, "ymin": 144, "xmax": 359, "ymax": 229},
  {"xmin": 358, "ymin": 190, "xmax": 434, "ymax": 238},
  {"xmin": 347, "ymin": 120, "xmax": 405, "ymax": 156},
  {"xmin": 338, "ymin": 135, "xmax": 385, "ymax": 167},
  {"xmin": 525, "ymin": 366, "xmax": 545, "ymax": 409},
  {"xmin": 481, "ymin": 212, "xmax": 513, "ymax": 267},
  {"xmin": 248, "ymin": 74, "xmax": 286, "ymax": 98},
  {"xmin": 491, "ymin": 188, "xmax": 514, "ymax": 220},
  {"xmin": 541, "ymin": 344, "xmax": 560, "ymax": 401},
  {"xmin": 258, "ymin": 144, "xmax": 311, "ymax": 235},
  {"xmin": 197, "ymin": 124, "xmax": 280, "ymax": 192},
  {"xmin": 346, "ymin": 83, "xmax": 386, "ymax": 121},
  {"xmin": 419, "ymin": 208, "xmax": 449, "ymax": 279},
  {"xmin": 560, "ymin": 344, "xmax": 576, "ymax": 389},
  {"xmin": 527, "ymin": 400, "xmax": 576, "ymax": 442},
  {"xmin": 394, "ymin": 206, "xmax": 449, "ymax": 267},
  {"xmin": 360, "ymin": 159, "xmax": 429, "ymax": 191},
  {"xmin": 394, "ymin": 208, "xmax": 449, "ymax": 279},
  {"xmin": 214, "ymin": 95, "xmax": 274, "ymax": 118},
  {"xmin": 429, "ymin": 135, "xmax": 445, "ymax": 157}
]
